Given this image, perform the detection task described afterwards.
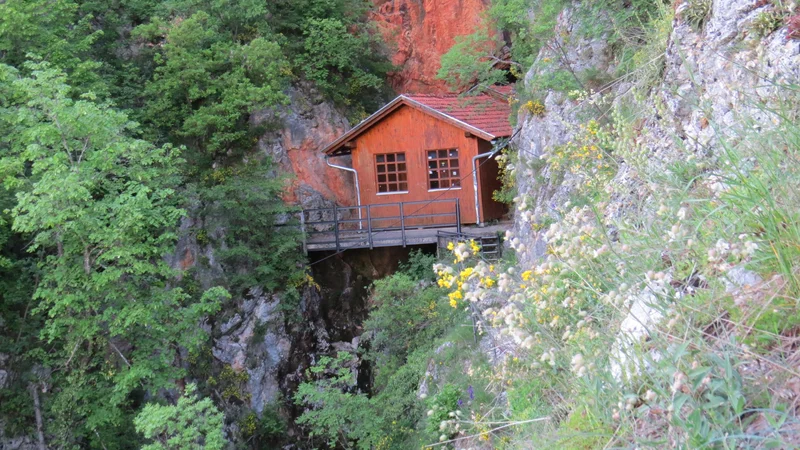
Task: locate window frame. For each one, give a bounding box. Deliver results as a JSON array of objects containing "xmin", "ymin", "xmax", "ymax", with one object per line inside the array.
[
  {"xmin": 374, "ymin": 152, "xmax": 408, "ymax": 195},
  {"xmin": 426, "ymin": 148, "xmax": 462, "ymax": 192}
]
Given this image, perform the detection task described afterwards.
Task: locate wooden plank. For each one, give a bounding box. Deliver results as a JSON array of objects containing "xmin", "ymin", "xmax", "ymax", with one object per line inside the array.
[{"xmin": 351, "ymin": 105, "xmax": 482, "ymax": 224}]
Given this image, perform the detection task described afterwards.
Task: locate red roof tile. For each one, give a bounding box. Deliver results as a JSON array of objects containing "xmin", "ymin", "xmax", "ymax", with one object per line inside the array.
[
  {"xmin": 403, "ymin": 90, "xmax": 513, "ymax": 138},
  {"xmin": 322, "ymin": 86, "xmax": 514, "ymax": 156}
]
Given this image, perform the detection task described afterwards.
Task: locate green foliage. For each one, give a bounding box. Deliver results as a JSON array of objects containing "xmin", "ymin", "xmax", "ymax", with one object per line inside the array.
[
  {"xmin": 438, "ymin": 30, "xmax": 507, "ymax": 92},
  {"xmin": 398, "ymin": 249, "xmax": 437, "ymax": 281},
  {"xmin": 294, "ymin": 352, "xmax": 385, "ymax": 450},
  {"xmin": 682, "ymin": 0, "xmax": 713, "ymax": 32},
  {"xmin": 250, "ymin": 404, "xmax": 287, "ymax": 445},
  {"xmin": 424, "ymin": 384, "xmax": 462, "ymax": 435},
  {"xmin": 135, "ymin": 8, "xmax": 289, "ymax": 164},
  {"xmin": 299, "ymin": 17, "xmax": 390, "ymax": 114},
  {"xmin": 194, "ymin": 160, "xmax": 304, "ymax": 296},
  {"xmin": 0, "ymin": 0, "xmax": 391, "ymax": 448},
  {"xmin": 135, "ymin": 383, "xmax": 226, "ymax": 450},
  {"xmin": 0, "ymin": 62, "xmax": 229, "ymax": 446},
  {"xmin": 0, "ymin": 0, "xmax": 105, "ymax": 93},
  {"xmin": 438, "ymin": 0, "xmax": 567, "ymax": 90},
  {"xmin": 750, "ymin": 10, "xmax": 785, "ymax": 38},
  {"xmin": 614, "ymin": 1, "xmax": 675, "ymax": 93},
  {"xmin": 364, "ymin": 274, "xmax": 458, "ymax": 386},
  {"xmin": 492, "ymin": 148, "xmax": 518, "ymax": 204}
]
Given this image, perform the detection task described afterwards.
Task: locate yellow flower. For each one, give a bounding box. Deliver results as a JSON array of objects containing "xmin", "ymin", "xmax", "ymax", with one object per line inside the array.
[
  {"xmin": 469, "ymin": 240, "xmax": 480, "ymax": 254},
  {"xmin": 521, "ymin": 270, "xmax": 532, "ymax": 281},
  {"xmin": 448, "ymin": 290, "xmax": 463, "ymax": 308}
]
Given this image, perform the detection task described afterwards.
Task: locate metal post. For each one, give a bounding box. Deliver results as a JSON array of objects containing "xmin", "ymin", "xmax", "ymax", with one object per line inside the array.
[
  {"xmin": 333, "ymin": 206, "xmax": 340, "ymax": 252},
  {"xmin": 399, "ymin": 202, "xmax": 406, "ymax": 247},
  {"xmin": 456, "ymin": 199, "xmax": 462, "ymax": 234},
  {"xmin": 300, "ymin": 211, "xmax": 307, "ymax": 255},
  {"xmin": 366, "ymin": 205, "xmax": 373, "ymax": 249}
]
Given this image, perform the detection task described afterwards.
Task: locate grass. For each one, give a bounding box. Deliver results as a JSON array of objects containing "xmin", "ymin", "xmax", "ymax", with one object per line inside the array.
[{"xmin": 431, "ymin": 53, "xmax": 800, "ymax": 448}]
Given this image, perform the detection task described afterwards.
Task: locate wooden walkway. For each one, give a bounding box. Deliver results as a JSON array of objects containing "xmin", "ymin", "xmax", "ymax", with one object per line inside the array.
[
  {"xmin": 304, "ymin": 223, "xmax": 510, "ymax": 252},
  {"xmin": 300, "ymin": 199, "xmax": 509, "ymax": 256}
]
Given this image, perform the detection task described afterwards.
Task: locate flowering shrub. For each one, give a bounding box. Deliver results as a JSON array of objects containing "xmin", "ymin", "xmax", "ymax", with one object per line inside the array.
[
  {"xmin": 436, "ymin": 240, "xmax": 496, "ymax": 308},
  {"xmin": 520, "ymin": 99, "xmax": 546, "ymax": 117},
  {"xmin": 426, "ymin": 89, "xmax": 800, "ymax": 446},
  {"xmin": 492, "ymin": 148, "xmax": 518, "ymax": 204},
  {"xmin": 544, "ymin": 119, "xmax": 616, "ymax": 193}
]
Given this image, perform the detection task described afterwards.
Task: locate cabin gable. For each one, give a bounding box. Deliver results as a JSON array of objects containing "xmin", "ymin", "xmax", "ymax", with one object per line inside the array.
[
  {"xmin": 320, "ymin": 88, "xmax": 512, "ymax": 226},
  {"xmin": 350, "ymin": 104, "xmax": 483, "ymax": 223}
]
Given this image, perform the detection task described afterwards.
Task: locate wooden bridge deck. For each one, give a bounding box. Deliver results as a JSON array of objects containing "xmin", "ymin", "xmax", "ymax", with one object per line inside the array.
[
  {"xmin": 300, "ymin": 198, "xmax": 509, "ymax": 254},
  {"xmin": 305, "ymin": 222, "xmax": 511, "ymax": 252}
]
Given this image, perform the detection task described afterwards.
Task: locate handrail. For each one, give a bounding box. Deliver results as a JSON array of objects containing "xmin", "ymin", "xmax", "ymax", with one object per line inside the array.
[
  {"xmin": 300, "ymin": 198, "xmax": 458, "ymax": 213},
  {"xmin": 300, "ymin": 199, "xmax": 461, "ymax": 252}
]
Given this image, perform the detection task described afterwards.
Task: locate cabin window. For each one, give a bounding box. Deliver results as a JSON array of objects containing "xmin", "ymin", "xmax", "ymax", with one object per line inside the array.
[
  {"xmin": 375, "ymin": 153, "xmax": 408, "ymax": 193},
  {"xmin": 427, "ymin": 149, "xmax": 460, "ymax": 190}
]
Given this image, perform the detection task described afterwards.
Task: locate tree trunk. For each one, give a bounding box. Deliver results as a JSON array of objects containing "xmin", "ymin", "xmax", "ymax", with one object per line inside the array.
[{"xmin": 29, "ymin": 383, "xmax": 47, "ymax": 450}]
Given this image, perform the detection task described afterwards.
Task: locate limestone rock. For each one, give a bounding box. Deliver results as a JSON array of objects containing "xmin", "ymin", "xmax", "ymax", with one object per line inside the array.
[
  {"xmin": 372, "ymin": 0, "xmax": 492, "ymax": 93},
  {"xmin": 252, "ymin": 84, "xmax": 356, "ymax": 208}
]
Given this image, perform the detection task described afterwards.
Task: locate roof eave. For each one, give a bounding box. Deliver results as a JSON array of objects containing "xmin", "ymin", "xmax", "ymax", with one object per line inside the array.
[
  {"xmin": 322, "ymin": 96, "xmax": 407, "ymax": 156},
  {"xmin": 321, "ymin": 94, "xmax": 505, "ymax": 155},
  {"xmin": 401, "ymin": 97, "xmax": 497, "ymax": 141}
]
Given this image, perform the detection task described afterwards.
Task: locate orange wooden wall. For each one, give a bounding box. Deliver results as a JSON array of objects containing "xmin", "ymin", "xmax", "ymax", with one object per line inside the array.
[{"xmin": 352, "ymin": 105, "xmax": 481, "ymax": 224}]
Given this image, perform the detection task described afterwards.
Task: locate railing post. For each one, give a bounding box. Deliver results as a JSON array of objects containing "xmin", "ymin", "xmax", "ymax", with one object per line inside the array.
[
  {"xmin": 334, "ymin": 206, "xmax": 340, "ymax": 252},
  {"xmin": 399, "ymin": 202, "xmax": 406, "ymax": 247},
  {"xmin": 300, "ymin": 211, "xmax": 307, "ymax": 255},
  {"xmin": 366, "ymin": 205, "xmax": 373, "ymax": 249},
  {"xmin": 456, "ymin": 199, "xmax": 462, "ymax": 234}
]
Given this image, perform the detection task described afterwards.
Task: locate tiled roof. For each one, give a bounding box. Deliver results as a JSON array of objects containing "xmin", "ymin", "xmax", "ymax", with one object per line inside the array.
[
  {"xmin": 322, "ymin": 85, "xmax": 514, "ymax": 156},
  {"xmin": 404, "ymin": 89, "xmax": 513, "ymax": 138}
]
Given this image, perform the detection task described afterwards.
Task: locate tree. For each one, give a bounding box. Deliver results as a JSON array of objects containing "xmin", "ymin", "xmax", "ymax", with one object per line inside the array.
[
  {"xmin": 135, "ymin": 383, "xmax": 226, "ymax": 450},
  {"xmin": 294, "ymin": 352, "xmax": 384, "ymax": 450},
  {"xmin": 437, "ymin": 0, "xmax": 563, "ymax": 91},
  {"xmin": 194, "ymin": 160, "xmax": 305, "ymax": 297},
  {"xmin": 0, "ymin": 62, "xmax": 228, "ymax": 447},
  {"xmin": 0, "ymin": 0, "xmax": 106, "ymax": 94},
  {"xmin": 298, "ymin": 17, "xmax": 390, "ymax": 113},
  {"xmin": 135, "ymin": 8, "xmax": 289, "ymax": 166}
]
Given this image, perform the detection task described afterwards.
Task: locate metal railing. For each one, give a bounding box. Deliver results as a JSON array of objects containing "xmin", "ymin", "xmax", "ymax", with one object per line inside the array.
[
  {"xmin": 300, "ymin": 199, "xmax": 461, "ymax": 252},
  {"xmin": 436, "ymin": 230, "xmax": 503, "ymax": 261}
]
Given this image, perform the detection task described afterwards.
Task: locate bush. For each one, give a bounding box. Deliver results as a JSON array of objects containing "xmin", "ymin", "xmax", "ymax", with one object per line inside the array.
[
  {"xmin": 294, "ymin": 352, "xmax": 384, "ymax": 450},
  {"xmin": 398, "ymin": 249, "xmax": 437, "ymax": 281},
  {"xmin": 750, "ymin": 10, "xmax": 784, "ymax": 38},
  {"xmin": 364, "ymin": 273, "xmax": 460, "ymax": 386},
  {"xmin": 682, "ymin": 0, "xmax": 713, "ymax": 31},
  {"xmin": 135, "ymin": 384, "xmax": 226, "ymax": 450}
]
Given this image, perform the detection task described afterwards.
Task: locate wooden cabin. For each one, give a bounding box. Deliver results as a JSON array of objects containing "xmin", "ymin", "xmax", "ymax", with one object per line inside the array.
[{"xmin": 321, "ymin": 86, "xmax": 512, "ymax": 228}]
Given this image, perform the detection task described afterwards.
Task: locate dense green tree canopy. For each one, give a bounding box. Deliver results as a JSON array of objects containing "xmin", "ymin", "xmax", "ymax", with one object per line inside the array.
[{"xmin": 0, "ymin": 0, "xmax": 390, "ymax": 448}]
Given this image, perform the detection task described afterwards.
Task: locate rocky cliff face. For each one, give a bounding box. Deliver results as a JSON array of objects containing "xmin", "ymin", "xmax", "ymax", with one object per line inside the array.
[
  {"xmin": 194, "ymin": 244, "xmax": 420, "ymax": 443},
  {"xmin": 373, "ymin": 0, "xmax": 491, "ymax": 93},
  {"xmin": 253, "ymin": 84, "xmax": 357, "ymax": 212},
  {"xmin": 511, "ymin": 0, "xmax": 800, "ymax": 267}
]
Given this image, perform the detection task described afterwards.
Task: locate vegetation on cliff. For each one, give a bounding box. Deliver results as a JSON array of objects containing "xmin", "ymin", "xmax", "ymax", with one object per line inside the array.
[
  {"xmin": 0, "ymin": 0, "xmax": 389, "ymax": 448},
  {"xmin": 296, "ymin": 0, "xmax": 800, "ymax": 448}
]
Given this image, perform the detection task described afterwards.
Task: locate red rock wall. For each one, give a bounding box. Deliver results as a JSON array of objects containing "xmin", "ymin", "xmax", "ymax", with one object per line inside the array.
[{"xmin": 373, "ymin": 0, "xmax": 491, "ymax": 93}]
